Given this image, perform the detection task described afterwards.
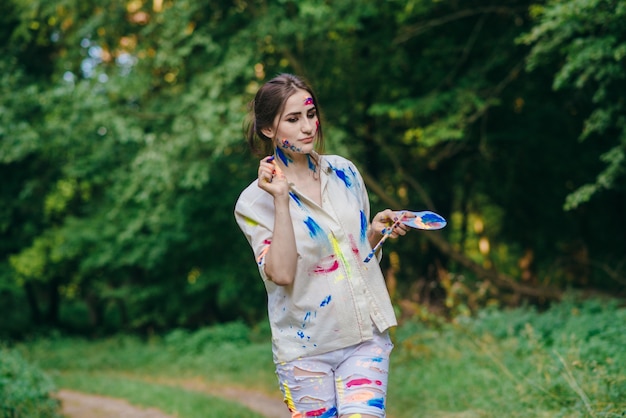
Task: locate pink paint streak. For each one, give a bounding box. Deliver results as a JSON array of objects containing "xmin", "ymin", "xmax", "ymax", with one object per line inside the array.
[
  {"xmin": 313, "ymin": 259, "xmax": 339, "ymax": 274},
  {"xmin": 346, "ymin": 378, "xmax": 383, "ymax": 388}
]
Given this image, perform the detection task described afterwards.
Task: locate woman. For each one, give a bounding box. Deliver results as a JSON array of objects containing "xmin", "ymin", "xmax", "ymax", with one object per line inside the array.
[{"xmin": 234, "ymin": 73, "xmax": 410, "ymax": 418}]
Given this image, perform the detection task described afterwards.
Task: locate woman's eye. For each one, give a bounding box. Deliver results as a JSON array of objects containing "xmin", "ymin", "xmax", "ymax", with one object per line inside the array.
[
  {"xmin": 307, "ymin": 111, "xmax": 317, "ymax": 118},
  {"xmin": 287, "ymin": 117, "xmax": 298, "ymax": 123}
]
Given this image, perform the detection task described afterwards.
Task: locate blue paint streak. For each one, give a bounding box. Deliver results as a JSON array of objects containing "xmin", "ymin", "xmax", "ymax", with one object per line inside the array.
[
  {"xmin": 319, "ymin": 407, "xmax": 338, "ymax": 418},
  {"xmin": 367, "ymin": 397, "xmax": 385, "ymax": 409},
  {"xmin": 304, "ymin": 216, "xmax": 323, "ymax": 238},
  {"xmin": 307, "ymin": 154, "xmax": 316, "ymax": 173},
  {"xmin": 371, "ymin": 357, "xmax": 383, "ymax": 362},
  {"xmin": 320, "ymin": 295, "xmax": 332, "ymax": 307},
  {"xmin": 329, "ymin": 163, "xmax": 352, "ymax": 188},
  {"xmin": 360, "ymin": 210, "xmax": 367, "ymax": 242},
  {"xmin": 290, "ymin": 192, "xmax": 303, "ymax": 207},
  {"xmin": 275, "ymin": 146, "xmax": 292, "ymax": 166},
  {"xmin": 422, "ymin": 213, "xmax": 445, "ymax": 223}
]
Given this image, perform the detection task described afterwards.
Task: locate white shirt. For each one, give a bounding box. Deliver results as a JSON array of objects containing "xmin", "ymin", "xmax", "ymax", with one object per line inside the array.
[{"xmin": 234, "ymin": 154, "xmax": 397, "ymax": 363}]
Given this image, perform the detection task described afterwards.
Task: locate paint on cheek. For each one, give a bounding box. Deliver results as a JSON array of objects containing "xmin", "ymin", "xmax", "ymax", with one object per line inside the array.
[{"xmin": 282, "ymin": 139, "xmax": 302, "ymax": 153}]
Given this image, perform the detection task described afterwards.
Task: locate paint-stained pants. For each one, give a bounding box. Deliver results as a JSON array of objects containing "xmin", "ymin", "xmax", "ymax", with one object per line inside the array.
[{"xmin": 275, "ymin": 329, "xmax": 394, "ymax": 418}]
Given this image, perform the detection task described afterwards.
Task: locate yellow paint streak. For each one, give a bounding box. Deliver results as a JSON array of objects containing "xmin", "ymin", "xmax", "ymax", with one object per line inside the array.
[
  {"xmin": 336, "ymin": 375, "xmax": 344, "ymax": 403},
  {"xmin": 330, "ymin": 234, "xmax": 351, "ymax": 277},
  {"xmin": 244, "ymin": 216, "xmax": 259, "ymax": 227},
  {"xmin": 283, "ymin": 381, "xmax": 296, "ymax": 411}
]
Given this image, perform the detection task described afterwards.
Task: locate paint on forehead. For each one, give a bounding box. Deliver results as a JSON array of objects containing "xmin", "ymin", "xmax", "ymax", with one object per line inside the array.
[
  {"xmin": 304, "ymin": 96, "xmax": 314, "ymax": 106},
  {"xmin": 275, "ymin": 146, "xmax": 292, "ymax": 166}
]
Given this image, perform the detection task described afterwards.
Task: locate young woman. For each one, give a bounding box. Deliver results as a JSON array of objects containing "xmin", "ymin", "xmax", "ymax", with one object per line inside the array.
[{"xmin": 234, "ymin": 73, "xmax": 410, "ymax": 418}]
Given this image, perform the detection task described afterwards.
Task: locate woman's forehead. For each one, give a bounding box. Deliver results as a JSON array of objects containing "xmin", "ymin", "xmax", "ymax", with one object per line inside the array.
[{"xmin": 284, "ymin": 89, "xmax": 314, "ymax": 110}]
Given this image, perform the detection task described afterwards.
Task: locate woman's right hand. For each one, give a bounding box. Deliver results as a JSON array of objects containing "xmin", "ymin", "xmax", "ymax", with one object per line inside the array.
[{"xmin": 257, "ymin": 156, "xmax": 290, "ymax": 198}]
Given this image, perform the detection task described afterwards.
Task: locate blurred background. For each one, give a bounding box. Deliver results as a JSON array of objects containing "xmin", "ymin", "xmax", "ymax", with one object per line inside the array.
[{"xmin": 1, "ymin": 0, "xmax": 625, "ymax": 338}]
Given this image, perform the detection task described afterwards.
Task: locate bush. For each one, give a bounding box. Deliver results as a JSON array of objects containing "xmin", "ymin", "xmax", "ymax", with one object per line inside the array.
[{"xmin": 0, "ymin": 348, "xmax": 60, "ymax": 418}]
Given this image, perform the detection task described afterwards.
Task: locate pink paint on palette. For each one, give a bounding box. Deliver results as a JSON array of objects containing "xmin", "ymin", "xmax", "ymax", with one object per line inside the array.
[{"xmin": 400, "ymin": 211, "xmax": 447, "ymax": 230}]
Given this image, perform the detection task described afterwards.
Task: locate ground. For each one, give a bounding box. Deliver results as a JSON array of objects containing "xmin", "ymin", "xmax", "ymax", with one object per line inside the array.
[{"xmin": 54, "ymin": 378, "xmax": 290, "ymax": 418}]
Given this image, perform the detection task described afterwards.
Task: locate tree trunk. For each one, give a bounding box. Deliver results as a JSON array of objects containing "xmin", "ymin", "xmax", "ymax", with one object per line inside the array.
[
  {"xmin": 24, "ymin": 281, "xmax": 42, "ymax": 325},
  {"xmin": 361, "ymin": 169, "xmax": 562, "ymax": 301}
]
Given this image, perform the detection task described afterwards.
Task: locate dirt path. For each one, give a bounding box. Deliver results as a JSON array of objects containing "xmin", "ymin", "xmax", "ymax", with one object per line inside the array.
[
  {"xmin": 54, "ymin": 377, "xmax": 290, "ymax": 418},
  {"xmin": 56, "ymin": 389, "xmax": 175, "ymax": 418}
]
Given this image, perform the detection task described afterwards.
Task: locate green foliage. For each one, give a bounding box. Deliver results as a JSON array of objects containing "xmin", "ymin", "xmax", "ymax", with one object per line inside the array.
[
  {"xmin": 1, "ymin": 0, "xmax": 625, "ymax": 337},
  {"xmin": 17, "ymin": 298, "xmax": 626, "ymax": 417},
  {"xmin": 0, "ymin": 348, "xmax": 60, "ymax": 418},
  {"xmin": 391, "ymin": 295, "xmax": 626, "ymax": 417},
  {"xmin": 521, "ymin": 0, "xmax": 626, "ymax": 209}
]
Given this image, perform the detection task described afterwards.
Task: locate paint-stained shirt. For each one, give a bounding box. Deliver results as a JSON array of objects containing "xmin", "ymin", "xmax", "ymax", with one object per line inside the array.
[{"xmin": 234, "ymin": 154, "xmax": 398, "ymax": 363}]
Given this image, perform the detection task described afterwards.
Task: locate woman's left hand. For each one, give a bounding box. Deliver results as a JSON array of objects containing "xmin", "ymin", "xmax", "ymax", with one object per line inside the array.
[{"xmin": 369, "ymin": 209, "xmax": 414, "ymax": 240}]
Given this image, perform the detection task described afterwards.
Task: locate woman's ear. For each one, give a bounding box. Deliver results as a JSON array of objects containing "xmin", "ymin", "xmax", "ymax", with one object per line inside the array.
[{"xmin": 261, "ymin": 126, "xmax": 273, "ymax": 139}]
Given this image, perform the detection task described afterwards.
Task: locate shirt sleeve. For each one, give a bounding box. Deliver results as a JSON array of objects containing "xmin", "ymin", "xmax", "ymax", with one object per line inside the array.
[{"xmin": 234, "ymin": 190, "xmax": 274, "ymax": 282}]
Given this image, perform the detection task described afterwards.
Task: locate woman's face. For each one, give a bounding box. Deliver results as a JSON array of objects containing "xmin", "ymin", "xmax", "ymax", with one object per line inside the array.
[{"xmin": 264, "ymin": 88, "xmax": 319, "ymax": 156}]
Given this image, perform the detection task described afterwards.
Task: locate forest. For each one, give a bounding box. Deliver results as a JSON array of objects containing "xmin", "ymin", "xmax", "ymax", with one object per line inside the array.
[
  {"xmin": 1, "ymin": 0, "xmax": 626, "ymax": 338},
  {"xmin": 1, "ymin": 1, "xmax": 625, "ymax": 417}
]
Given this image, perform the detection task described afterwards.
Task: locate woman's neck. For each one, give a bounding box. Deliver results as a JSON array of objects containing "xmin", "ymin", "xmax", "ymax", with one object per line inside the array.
[{"xmin": 274, "ymin": 152, "xmax": 319, "ymax": 181}]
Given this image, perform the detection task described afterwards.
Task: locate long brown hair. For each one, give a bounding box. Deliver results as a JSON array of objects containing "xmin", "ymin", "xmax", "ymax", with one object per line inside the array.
[{"xmin": 245, "ymin": 73, "xmax": 325, "ymax": 157}]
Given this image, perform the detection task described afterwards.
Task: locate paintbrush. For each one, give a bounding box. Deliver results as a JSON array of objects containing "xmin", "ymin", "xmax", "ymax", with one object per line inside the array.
[{"xmin": 363, "ymin": 215, "xmax": 405, "ymax": 263}]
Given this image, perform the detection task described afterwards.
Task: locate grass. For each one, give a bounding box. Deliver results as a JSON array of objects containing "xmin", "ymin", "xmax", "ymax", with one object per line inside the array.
[
  {"xmin": 13, "ymin": 295, "xmax": 626, "ymax": 418},
  {"xmin": 51, "ymin": 371, "xmax": 266, "ymax": 418}
]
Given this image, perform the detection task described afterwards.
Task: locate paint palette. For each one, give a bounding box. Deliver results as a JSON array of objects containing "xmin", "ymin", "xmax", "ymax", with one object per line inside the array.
[{"xmin": 400, "ymin": 211, "xmax": 446, "ymax": 230}]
